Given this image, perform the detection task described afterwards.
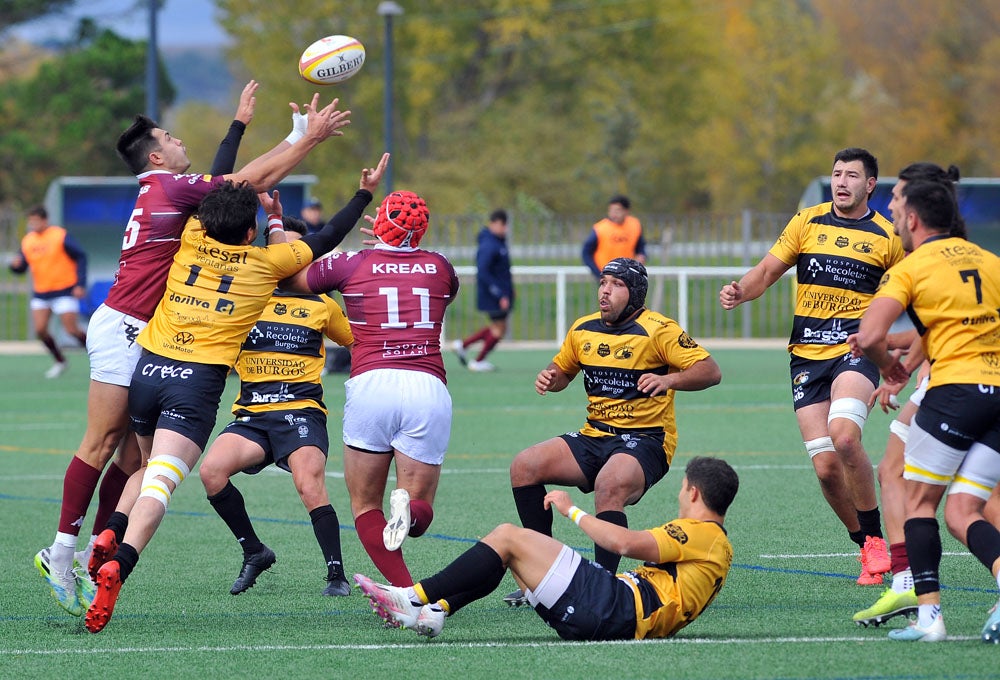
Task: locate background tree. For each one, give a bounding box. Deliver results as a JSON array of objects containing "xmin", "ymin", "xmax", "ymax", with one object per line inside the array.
[
  {"xmin": 0, "ymin": 0, "xmax": 75, "ymax": 34},
  {"xmin": 6, "ymin": 0, "xmax": 1000, "ymax": 217},
  {"xmin": 0, "ymin": 25, "xmax": 174, "ymax": 203}
]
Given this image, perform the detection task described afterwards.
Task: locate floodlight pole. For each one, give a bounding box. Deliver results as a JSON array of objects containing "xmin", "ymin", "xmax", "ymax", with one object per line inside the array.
[
  {"xmin": 378, "ymin": 1, "xmax": 404, "ymax": 193},
  {"xmin": 145, "ymin": 0, "xmax": 159, "ymax": 121}
]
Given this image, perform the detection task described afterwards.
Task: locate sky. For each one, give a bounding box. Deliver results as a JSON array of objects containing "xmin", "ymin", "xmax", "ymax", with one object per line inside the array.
[{"xmin": 12, "ymin": 0, "xmax": 229, "ymax": 49}]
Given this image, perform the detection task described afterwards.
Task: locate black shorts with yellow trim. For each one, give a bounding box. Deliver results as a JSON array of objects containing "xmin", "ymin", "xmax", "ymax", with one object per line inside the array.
[
  {"xmin": 789, "ymin": 351, "xmax": 880, "ymax": 410},
  {"xmin": 128, "ymin": 352, "xmax": 228, "ymax": 450},
  {"xmin": 223, "ymin": 407, "xmax": 330, "ymax": 474},
  {"xmin": 560, "ymin": 421, "xmax": 669, "ymax": 495}
]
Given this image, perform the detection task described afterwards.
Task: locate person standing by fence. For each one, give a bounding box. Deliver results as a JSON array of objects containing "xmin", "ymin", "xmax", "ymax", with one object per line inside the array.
[
  {"xmin": 582, "ymin": 195, "xmax": 646, "ymax": 278},
  {"xmin": 453, "ymin": 209, "xmax": 513, "ymax": 372}
]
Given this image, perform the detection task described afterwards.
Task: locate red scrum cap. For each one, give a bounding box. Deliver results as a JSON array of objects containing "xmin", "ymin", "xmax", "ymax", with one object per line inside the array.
[{"xmin": 373, "ymin": 191, "xmax": 429, "ymax": 248}]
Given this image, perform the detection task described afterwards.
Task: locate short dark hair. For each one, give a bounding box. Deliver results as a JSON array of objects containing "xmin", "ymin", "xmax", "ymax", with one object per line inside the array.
[
  {"xmin": 901, "ymin": 179, "xmax": 960, "ymax": 236},
  {"xmin": 898, "ymin": 163, "xmax": 965, "ymax": 238},
  {"xmin": 282, "ymin": 215, "xmax": 308, "ymax": 236},
  {"xmin": 489, "ymin": 209, "xmax": 508, "ymax": 224},
  {"xmin": 685, "ymin": 457, "xmax": 739, "ymax": 516},
  {"xmin": 198, "ymin": 181, "xmax": 259, "ymax": 245},
  {"xmin": 116, "ymin": 114, "xmax": 160, "ymax": 175},
  {"xmin": 27, "ymin": 205, "xmax": 47, "ymax": 219},
  {"xmin": 608, "ymin": 194, "xmax": 631, "ymax": 210},
  {"xmin": 834, "ymin": 147, "xmax": 879, "ymax": 180}
]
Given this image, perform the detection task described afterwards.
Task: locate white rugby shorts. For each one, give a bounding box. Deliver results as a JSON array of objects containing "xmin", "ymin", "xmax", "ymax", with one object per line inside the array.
[
  {"xmin": 343, "ymin": 368, "xmax": 451, "ymax": 464},
  {"xmin": 30, "ymin": 295, "xmax": 79, "ymax": 315},
  {"xmin": 904, "ymin": 420, "xmax": 1000, "ymax": 500},
  {"xmin": 86, "ymin": 303, "xmax": 147, "ymax": 386}
]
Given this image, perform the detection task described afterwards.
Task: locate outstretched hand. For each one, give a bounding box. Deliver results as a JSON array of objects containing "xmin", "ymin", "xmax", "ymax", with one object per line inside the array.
[
  {"xmin": 234, "ymin": 80, "xmax": 258, "ymax": 125},
  {"xmin": 360, "ymin": 153, "xmax": 391, "ymax": 192},
  {"xmin": 258, "ymin": 189, "xmax": 281, "ymax": 217},
  {"xmin": 303, "ymin": 94, "xmax": 351, "ymax": 142}
]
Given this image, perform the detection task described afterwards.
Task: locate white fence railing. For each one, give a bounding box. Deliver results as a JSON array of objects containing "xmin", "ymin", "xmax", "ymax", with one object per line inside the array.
[{"xmin": 447, "ymin": 265, "xmax": 796, "ymax": 346}]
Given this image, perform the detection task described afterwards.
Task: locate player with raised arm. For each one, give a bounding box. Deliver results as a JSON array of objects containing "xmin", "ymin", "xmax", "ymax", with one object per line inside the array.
[
  {"xmin": 33, "ymin": 82, "xmax": 279, "ymax": 616},
  {"xmin": 83, "ymin": 154, "xmax": 389, "ymax": 634},
  {"xmin": 199, "ymin": 216, "xmax": 356, "ymax": 598},
  {"xmin": 284, "ymin": 190, "xmax": 460, "ymax": 587}
]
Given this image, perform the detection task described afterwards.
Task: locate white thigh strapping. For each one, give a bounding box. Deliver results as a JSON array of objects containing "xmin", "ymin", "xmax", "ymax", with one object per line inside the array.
[
  {"xmin": 828, "ymin": 397, "xmax": 870, "ymax": 431},
  {"xmin": 903, "ymin": 420, "xmax": 968, "ymax": 486},
  {"xmin": 526, "ymin": 544, "xmax": 582, "ymax": 610},
  {"xmin": 343, "ymin": 368, "xmax": 452, "ymax": 464},
  {"xmin": 948, "ymin": 442, "xmax": 1000, "ymax": 501},
  {"xmin": 86, "ymin": 304, "xmax": 146, "ymax": 386}
]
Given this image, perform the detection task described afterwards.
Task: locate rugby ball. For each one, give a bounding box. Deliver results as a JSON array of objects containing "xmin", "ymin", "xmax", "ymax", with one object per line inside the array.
[{"xmin": 298, "ymin": 35, "xmax": 366, "ymax": 85}]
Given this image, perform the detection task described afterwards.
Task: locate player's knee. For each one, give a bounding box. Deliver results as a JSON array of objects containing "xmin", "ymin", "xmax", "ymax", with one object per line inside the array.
[
  {"xmin": 138, "ymin": 454, "xmax": 190, "ymax": 510},
  {"xmin": 294, "ymin": 478, "xmax": 328, "ymax": 508},
  {"xmin": 198, "ymin": 460, "xmax": 227, "ymax": 493},
  {"xmin": 486, "ymin": 522, "xmax": 521, "ymax": 545},
  {"xmin": 593, "ymin": 479, "xmax": 641, "ymax": 509},
  {"xmin": 943, "ymin": 503, "xmax": 973, "ymax": 542},
  {"xmin": 510, "ymin": 449, "xmax": 541, "ymax": 485}
]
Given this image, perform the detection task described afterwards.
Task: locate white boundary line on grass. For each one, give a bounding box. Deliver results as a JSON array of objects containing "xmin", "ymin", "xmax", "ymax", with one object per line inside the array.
[
  {"xmin": 761, "ymin": 551, "xmax": 971, "ymax": 558},
  {"xmin": 0, "ymin": 634, "xmax": 981, "ymax": 655}
]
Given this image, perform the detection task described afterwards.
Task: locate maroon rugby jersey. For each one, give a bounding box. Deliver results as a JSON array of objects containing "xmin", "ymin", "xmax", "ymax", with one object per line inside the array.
[
  {"xmin": 103, "ymin": 170, "xmax": 225, "ymax": 321},
  {"xmin": 306, "ymin": 246, "xmax": 459, "ymax": 382}
]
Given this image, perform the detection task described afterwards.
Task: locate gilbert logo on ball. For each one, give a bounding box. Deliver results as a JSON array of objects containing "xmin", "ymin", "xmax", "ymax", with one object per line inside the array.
[{"xmin": 298, "ymin": 35, "xmax": 366, "ymax": 85}]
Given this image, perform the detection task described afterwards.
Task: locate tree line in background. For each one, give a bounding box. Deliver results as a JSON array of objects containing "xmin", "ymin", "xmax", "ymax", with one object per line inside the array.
[{"xmin": 1, "ymin": 0, "xmax": 999, "ymax": 220}]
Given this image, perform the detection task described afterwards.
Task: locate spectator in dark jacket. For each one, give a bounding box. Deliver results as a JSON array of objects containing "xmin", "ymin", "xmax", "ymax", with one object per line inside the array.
[{"xmin": 452, "ymin": 209, "xmax": 513, "ymax": 372}]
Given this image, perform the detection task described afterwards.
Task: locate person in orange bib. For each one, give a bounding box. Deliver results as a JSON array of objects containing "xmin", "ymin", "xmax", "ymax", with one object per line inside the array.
[
  {"xmin": 9, "ymin": 205, "xmax": 88, "ymax": 378},
  {"xmin": 582, "ymin": 194, "xmax": 646, "ymax": 277}
]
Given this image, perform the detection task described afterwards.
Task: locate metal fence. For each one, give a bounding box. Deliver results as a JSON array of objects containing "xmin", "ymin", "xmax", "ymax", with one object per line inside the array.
[
  {"xmin": 0, "ymin": 209, "xmax": 794, "ymax": 343},
  {"xmin": 444, "ymin": 265, "xmax": 797, "ymax": 347}
]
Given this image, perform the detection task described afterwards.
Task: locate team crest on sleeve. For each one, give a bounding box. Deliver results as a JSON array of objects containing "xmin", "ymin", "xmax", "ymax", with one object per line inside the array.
[
  {"xmin": 665, "ymin": 523, "xmax": 689, "ymax": 544},
  {"xmin": 878, "ymin": 272, "xmax": 891, "ymax": 288},
  {"xmin": 582, "ymin": 342, "xmax": 592, "ymax": 354},
  {"xmin": 677, "ymin": 332, "xmax": 699, "ymax": 349}
]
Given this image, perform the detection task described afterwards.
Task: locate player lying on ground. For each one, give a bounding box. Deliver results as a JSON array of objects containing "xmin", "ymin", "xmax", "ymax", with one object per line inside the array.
[{"xmin": 355, "ymin": 456, "xmax": 738, "ymax": 641}]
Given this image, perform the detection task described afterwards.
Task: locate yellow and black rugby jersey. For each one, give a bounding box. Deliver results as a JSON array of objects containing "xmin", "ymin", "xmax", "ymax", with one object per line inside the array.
[
  {"xmin": 553, "ymin": 309, "xmax": 711, "ymax": 461},
  {"xmin": 770, "ymin": 202, "xmax": 904, "ymax": 361},
  {"xmin": 875, "ymin": 235, "xmax": 1000, "ymax": 388},
  {"xmin": 232, "ymin": 291, "xmax": 353, "ymax": 415},
  {"xmin": 619, "ymin": 518, "xmax": 732, "ymax": 639},
  {"xmin": 138, "ymin": 217, "xmax": 313, "ymax": 366}
]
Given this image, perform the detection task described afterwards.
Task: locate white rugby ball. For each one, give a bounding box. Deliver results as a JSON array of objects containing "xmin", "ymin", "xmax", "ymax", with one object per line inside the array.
[{"xmin": 298, "ymin": 35, "xmax": 366, "ymax": 85}]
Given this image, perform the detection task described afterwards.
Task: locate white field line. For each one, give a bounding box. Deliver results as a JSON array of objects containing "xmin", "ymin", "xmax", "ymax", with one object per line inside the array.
[
  {"xmin": 0, "ymin": 463, "xmax": 814, "ymax": 484},
  {"xmin": 761, "ymin": 551, "xmax": 971, "ymax": 559},
  {"xmin": 0, "ymin": 634, "xmax": 980, "ymax": 656}
]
